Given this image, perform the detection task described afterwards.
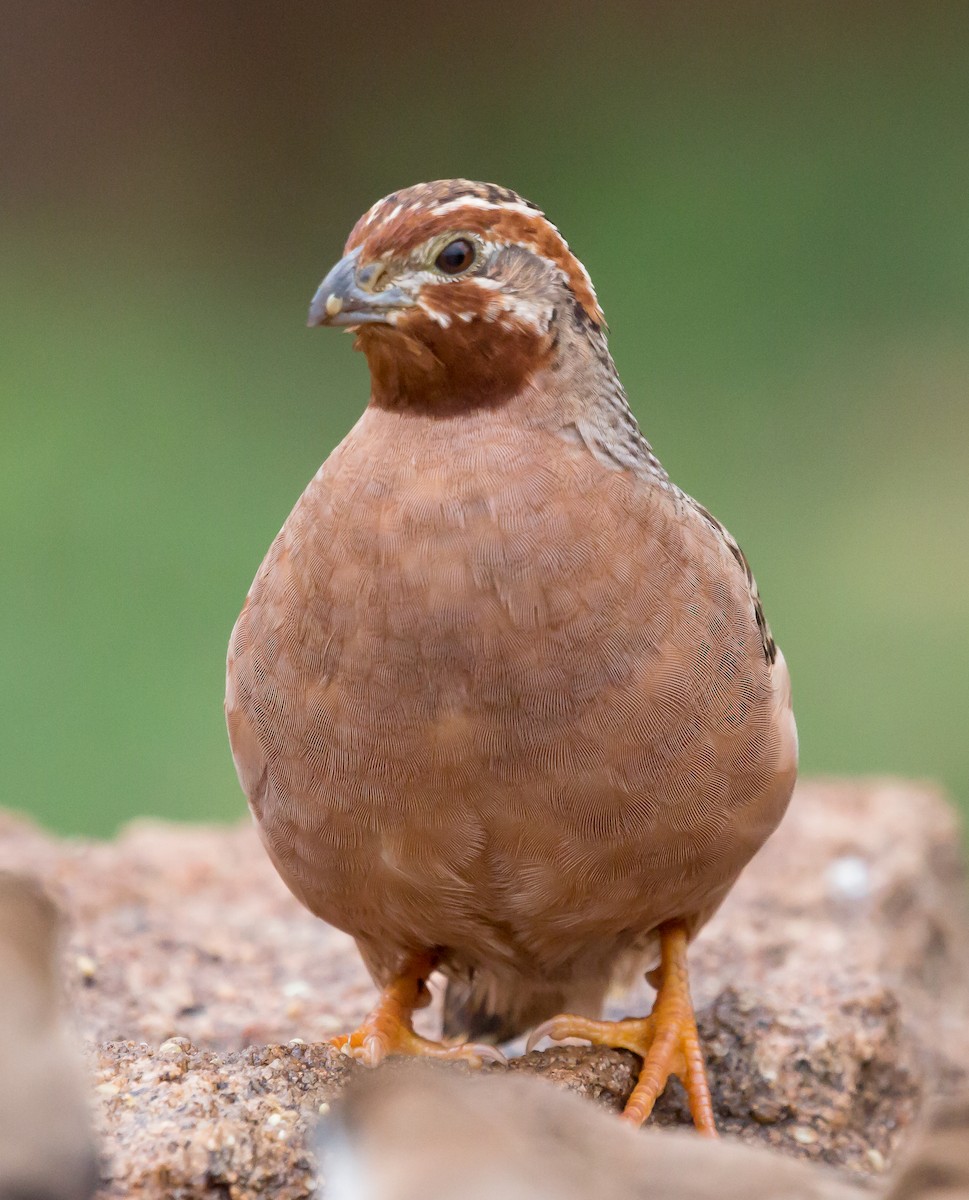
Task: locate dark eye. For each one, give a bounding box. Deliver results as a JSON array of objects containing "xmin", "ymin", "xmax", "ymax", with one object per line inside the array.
[{"xmin": 435, "ymin": 238, "xmax": 475, "ymax": 274}]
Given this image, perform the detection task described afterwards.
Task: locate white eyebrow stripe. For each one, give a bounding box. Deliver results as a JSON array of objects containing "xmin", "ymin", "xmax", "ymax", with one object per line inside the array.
[{"xmin": 426, "ymin": 196, "xmax": 544, "ymax": 220}]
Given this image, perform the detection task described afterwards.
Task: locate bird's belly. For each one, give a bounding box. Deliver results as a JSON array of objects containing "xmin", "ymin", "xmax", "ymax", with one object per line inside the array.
[{"xmin": 230, "ymin": 431, "xmax": 794, "ymax": 979}]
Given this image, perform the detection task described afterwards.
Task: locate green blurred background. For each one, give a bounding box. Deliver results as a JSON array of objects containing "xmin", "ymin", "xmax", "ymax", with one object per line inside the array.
[{"xmin": 2, "ymin": 3, "xmax": 967, "ymax": 836}]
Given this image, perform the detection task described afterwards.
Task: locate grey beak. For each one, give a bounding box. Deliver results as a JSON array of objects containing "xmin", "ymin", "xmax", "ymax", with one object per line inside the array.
[{"xmin": 307, "ymin": 246, "xmax": 413, "ymax": 328}]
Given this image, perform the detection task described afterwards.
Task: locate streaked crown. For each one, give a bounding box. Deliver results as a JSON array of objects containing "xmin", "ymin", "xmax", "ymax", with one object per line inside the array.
[{"xmin": 345, "ymin": 179, "xmax": 604, "ymax": 328}]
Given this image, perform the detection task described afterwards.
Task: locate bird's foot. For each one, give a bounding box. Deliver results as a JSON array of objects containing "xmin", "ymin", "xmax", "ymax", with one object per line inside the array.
[
  {"xmin": 330, "ymin": 951, "xmax": 506, "ymax": 1070},
  {"xmin": 330, "ymin": 1016, "xmax": 505, "ymax": 1069},
  {"xmin": 526, "ymin": 922, "xmax": 717, "ymax": 1136}
]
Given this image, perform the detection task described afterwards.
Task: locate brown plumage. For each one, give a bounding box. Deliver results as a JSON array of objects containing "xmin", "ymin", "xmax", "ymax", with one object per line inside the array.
[{"xmin": 225, "ymin": 179, "xmax": 797, "ymax": 1129}]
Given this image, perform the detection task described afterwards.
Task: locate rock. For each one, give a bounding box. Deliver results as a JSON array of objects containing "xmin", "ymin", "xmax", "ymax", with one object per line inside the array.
[
  {"xmin": 0, "ymin": 779, "xmax": 965, "ymax": 1198},
  {"xmin": 91, "ymin": 1040, "xmax": 351, "ymax": 1200}
]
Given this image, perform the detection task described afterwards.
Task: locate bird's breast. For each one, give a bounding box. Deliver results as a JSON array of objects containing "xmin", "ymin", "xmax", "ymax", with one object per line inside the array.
[
  {"xmin": 263, "ymin": 407, "xmax": 682, "ymax": 731},
  {"xmin": 227, "ymin": 405, "xmax": 792, "ymax": 970}
]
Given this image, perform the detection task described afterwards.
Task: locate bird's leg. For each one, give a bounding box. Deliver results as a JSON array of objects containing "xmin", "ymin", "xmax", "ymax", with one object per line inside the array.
[
  {"xmin": 330, "ymin": 949, "xmax": 506, "ymax": 1069},
  {"xmin": 526, "ymin": 921, "xmax": 717, "ymax": 1136}
]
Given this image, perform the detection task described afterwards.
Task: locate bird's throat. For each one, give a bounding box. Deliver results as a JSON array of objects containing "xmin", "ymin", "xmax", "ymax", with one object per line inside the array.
[{"xmin": 357, "ymin": 322, "xmax": 555, "ymax": 417}]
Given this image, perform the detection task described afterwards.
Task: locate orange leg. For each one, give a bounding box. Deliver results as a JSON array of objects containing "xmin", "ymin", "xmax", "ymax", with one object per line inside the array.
[
  {"xmin": 330, "ymin": 950, "xmax": 506, "ymax": 1069},
  {"xmin": 526, "ymin": 921, "xmax": 717, "ymax": 1136}
]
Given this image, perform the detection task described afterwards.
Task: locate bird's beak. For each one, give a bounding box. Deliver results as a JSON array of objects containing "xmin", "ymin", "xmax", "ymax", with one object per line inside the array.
[{"xmin": 307, "ymin": 246, "xmax": 413, "ymax": 328}]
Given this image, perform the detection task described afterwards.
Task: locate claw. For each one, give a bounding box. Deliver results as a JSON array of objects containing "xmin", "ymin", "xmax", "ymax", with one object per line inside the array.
[
  {"xmin": 525, "ymin": 1015, "xmax": 576, "ymax": 1054},
  {"xmin": 463, "ymin": 1042, "xmax": 508, "ymax": 1067},
  {"xmin": 525, "ymin": 1022, "xmax": 552, "ymax": 1055}
]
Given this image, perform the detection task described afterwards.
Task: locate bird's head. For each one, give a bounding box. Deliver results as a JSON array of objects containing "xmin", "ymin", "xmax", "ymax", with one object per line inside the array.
[{"xmin": 308, "ymin": 180, "xmax": 606, "ymax": 412}]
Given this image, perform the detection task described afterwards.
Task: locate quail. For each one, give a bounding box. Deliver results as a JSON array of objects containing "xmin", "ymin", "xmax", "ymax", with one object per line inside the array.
[{"xmin": 226, "ymin": 180, "xmax": 798, "ymax": 1132}]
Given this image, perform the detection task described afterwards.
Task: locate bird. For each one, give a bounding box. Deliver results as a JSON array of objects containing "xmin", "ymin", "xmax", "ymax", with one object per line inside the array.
[
  {"xmin": 319, "ymin": 1063, "xmax": 865, "ymax": 1200},
  {"xmin": 0, "ymin": 872, "xmax": 100, "ymax": 1200},
  {"xmin": 225, "ymin": 179, "xmax": 798, "ymax": 1134},
  {"xmin": 883, "ymin": 1094, "xmax": 969, "ymax": 1200}
]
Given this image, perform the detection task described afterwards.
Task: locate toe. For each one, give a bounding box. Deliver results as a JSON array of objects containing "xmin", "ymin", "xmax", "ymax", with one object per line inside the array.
[{"xmin": 527, "ymin": 1013, "xmax": 656, "ymax": 1057}]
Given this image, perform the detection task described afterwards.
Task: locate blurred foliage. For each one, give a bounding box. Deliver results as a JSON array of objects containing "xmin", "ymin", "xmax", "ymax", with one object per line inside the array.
[{"xmin": 2, "ymin": 2, "xmax": 967, "ymax": 835}]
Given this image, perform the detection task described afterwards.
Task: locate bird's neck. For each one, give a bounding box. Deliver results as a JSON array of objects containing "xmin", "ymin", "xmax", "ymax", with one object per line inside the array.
[
  {"xmin": 358, "ymin": 315, "xmax": 669, "ymax": 485},
  {"xmin": 541, "ymin": 321, "xmax": 670, "ymax": 481}
]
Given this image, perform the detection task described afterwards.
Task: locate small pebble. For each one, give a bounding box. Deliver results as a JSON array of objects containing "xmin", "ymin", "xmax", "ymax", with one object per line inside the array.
[
  {"xmin": 158, "ymin": 1038, "xmax": 190, "ymax": 1057},
  {"xmin": 76, "ymin": 954, "xmax": 97, "ymax": 981},
  {"xmin": 791, "ymin": 1125, "xmax": 818, "ymax": 1145},
  {"xmin": 826, "ymin": 855, "xmax": 871, "ymax": 901}
]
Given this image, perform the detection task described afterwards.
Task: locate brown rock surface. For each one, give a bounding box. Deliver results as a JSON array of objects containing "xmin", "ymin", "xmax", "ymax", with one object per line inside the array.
[{"xmin": 0, "ymin": 778, "xmax": 966, "ymax": 1198}]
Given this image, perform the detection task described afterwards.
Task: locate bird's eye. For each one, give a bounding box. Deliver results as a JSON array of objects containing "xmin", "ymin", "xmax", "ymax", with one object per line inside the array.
[{"xmin": 435, "ymin": 239, "xmax": 476, "ymax": 275}]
